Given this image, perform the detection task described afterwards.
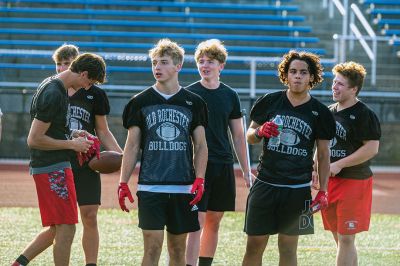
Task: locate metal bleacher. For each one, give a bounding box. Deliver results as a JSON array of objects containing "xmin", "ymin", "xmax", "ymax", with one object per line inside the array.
[
  {"xmin": 362, "ymin": 0, "xmax": 400, "ymax": 55},
  {"xmin": 0, "ymin": 0, "xmax": 329, "ymax": 93}
]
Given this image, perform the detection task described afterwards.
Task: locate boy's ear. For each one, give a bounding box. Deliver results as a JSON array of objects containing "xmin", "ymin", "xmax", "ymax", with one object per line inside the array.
[{"xmin": 80, "ymin": 71, "xmax": 89, "ymax": 78}]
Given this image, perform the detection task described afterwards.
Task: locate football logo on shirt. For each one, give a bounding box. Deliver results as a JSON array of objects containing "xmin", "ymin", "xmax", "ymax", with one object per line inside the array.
[
  {"xmin": 87, "ymin": 95, "xmax": 94, "ymax": 100},
  {"xmin": 280, "ymin": 128, "xmax": 300, "ymax": 146},
  {"xmin": 156, "ymin": 122, "xmax": 181, "ymax": 141},
  {"xmin": 350, "ymin": 114, "xmax": 355, "ymax": 120},
  {"xmin": 186, "ymin": 100, "xmax": 193, "ymax": 106}
]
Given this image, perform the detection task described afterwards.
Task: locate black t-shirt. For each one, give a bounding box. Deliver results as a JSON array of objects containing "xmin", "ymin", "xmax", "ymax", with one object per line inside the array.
[
  {"xmin": 329, "ymin": 101, "xmax": 381, "ymax": 179},
  {"xmin": 122, "ymin": 87, "xmax": 208, "ymax": 185},
  {"xmin": 29, "ymin": 77, "xmax": 71, "ymax": 167},
  {"xmin": 250, "ymin": 90, "xmax": 335, "ymax": 185},
  {"xmin": 68, "ymin": 85, "xmax": 110, "ymax": 167},
  {"xmin": 69, "ymin": 85, "xmax": 110, "ymax": 135},
  {"xmin": 187, "ymin": 81, "xmax": 242, "ymax": 163}
]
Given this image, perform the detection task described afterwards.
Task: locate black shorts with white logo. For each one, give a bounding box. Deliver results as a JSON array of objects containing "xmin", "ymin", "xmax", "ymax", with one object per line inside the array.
[
  {"xmin": 244, "ymin": 179, "xmax": 314, "ymax": 236},
  {"xmin": 197, "ymin": 162, "xmax": 236, "ymax": 212},
  {"xmin": 137, "ymin": 191, "xmax": 200, "ymax": 235}
]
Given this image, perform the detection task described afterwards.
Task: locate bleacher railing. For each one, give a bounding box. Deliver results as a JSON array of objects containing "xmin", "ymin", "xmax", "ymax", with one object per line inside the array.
[{"xmin": 327, "ymin": 0, "xmax": 393, "ymax": 86}]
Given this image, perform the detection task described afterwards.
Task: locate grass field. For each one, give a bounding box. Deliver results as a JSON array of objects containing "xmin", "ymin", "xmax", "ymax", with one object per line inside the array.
[{"xmin": 1, "ymin": 208, "xmax": 399, "ymax": 265}]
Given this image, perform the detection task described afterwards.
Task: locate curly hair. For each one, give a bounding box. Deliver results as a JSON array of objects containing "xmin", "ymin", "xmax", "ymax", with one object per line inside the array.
[
  {"xmin": 148, "ymin": 39, "xmax": 185, "ymax": 66},
  {"xmin": 332, "ymin": 61, "xmax": 366, "ymax": 95},
  {"xmin": 194, "ymin": 39, "xmax": 228, "ymax": 64},
  {"xmin": 278, "ymin": 50, "xmax": 323, "ymax": 89}
]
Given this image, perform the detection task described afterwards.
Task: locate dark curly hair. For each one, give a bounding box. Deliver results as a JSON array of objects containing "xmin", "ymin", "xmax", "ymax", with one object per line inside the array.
[{"xmin": 278, "ymin": 50, "xmax": 323, "ymax": 89}]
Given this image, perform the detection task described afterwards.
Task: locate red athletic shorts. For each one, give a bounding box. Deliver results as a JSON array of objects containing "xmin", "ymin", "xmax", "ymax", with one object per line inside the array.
[
  {"xmin": 33, "ymin": 168, "xmax": 78, "ymax": 226},
  {"xmin": 321, "ymin": 176, "xmax": 372, "ymax": 235}
]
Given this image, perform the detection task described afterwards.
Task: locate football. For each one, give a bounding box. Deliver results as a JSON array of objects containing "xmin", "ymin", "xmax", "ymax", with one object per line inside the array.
[{"xmin": 88, "ymin": 151, "xmax": 123, "ymax": 174}]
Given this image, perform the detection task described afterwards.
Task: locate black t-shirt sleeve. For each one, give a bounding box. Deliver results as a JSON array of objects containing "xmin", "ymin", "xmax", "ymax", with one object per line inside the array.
[
  {"xmin": 191, "ymin": 96, "xmax": 208, "ymax": 131},
  {"xmin": 93, "ymin": 87, "xmax": 110, "ymax": 116},
  {"xmin": 250, "ymin": 94, "xmax": 271, "ymax": 125},
  {"xmin": 122, "ymin": 97, "xmax": 143, "ymax": 129},
  {"xmin": 357, "ymin": 108, "xmax": 381, "ymax": 140},
  {"xmin": 315, "ymin": 102, "xmax": 336, "ymax": 140},
  {"xmin": 35, "ymin": 86, "xmax": 63, "ymax": 123},
  {"xmin": 229, "ymin": 91, "xmax": 242, "ymax": 119}
]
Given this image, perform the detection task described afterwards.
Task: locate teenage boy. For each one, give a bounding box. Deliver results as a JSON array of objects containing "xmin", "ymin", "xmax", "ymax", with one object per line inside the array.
[
  {"xmin": 52, "ymin": 44, "xmax": 122, "ymax": 266},
  {"xmin": 186, "ymin": 39, "xmax": 251, "ymax": 266},
  {"xmin": 12, "ymin": 53, "xmax": 106, "ymax": 266},
  {"xmin": 118, "ymin": 39, "xmax": 208, "ymax": 266},
  {"xmin": 321, "ymin": 61, "xmax": 380, "ymax": 266},
  {"xmin": 242, "ymin": 51, "xmax": 335, "ymax": 265}
]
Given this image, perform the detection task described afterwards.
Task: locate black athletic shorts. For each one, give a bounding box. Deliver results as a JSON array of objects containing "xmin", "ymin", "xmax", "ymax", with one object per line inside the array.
[
  {"xmin": 137, "ymin": 191, "xmax": 200, "ymax": 235},
  {"xmin": 244, "ymin": 179, "xmax": 314, "ymax": 236},
  {"xmin": 72, "ymin": 163, "xmax": 101, "ymax": 206},
  {"xmin": 197, "ymin": 162, "xmax": 236, "ymax": 212}
]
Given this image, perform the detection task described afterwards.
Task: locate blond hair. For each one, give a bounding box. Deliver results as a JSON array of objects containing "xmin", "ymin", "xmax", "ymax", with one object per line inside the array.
[
  {"xmin": 194, "ymin": 39, "xmax": 227, "ymax": 64},
  {"xmin": 148, "ymin": 39, "xmax": 184, "ymax": 65}
]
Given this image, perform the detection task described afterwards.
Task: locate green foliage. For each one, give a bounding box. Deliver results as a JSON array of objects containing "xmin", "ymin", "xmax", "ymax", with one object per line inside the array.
[{"xmin": 1, "ymin": 208, "xmax": 399, "ymax": 265}]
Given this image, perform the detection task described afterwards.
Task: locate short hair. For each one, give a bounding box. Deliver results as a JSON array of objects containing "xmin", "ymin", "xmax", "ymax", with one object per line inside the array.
[
  {"xmin": 52, "ymin": 44, "xmax": 79, "ymax": 63},
  {"xmin": 69, "ymin": 53, "xmax": 106, "ymax": 84},
  {"xmin": 278, "ymin": 50, "xmax": 323, "ymax": 89},
  {"xmin": 332, "ymin": 61, "xmax": 366, "ymax": 95},
  {"xmin": 148, "ymin": 39, "xmax": 184, "ymax": 65},
  {"xmin": 194, "ymin": 39, "xmax": 228, "ymax": 64}
]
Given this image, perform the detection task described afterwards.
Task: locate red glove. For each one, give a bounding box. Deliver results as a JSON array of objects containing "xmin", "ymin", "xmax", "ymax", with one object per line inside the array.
[
  {"xmin": 310, "ymin": 190, "xmax": 328, "ymax": 214},
  {"xmin": 87, "ymin": 135, "xmax": 101, "ymax": 159},
  {"xmin": 118, "ymin": 182, "xmax": 134, "ymax": 212},
  {"xmin": 189, "ymin": 178, "xmax": 204, "ymax": 206},
  {"xmin": 255, "ymin": 122, "xmax": 279, "ymax": 139},
  {"xmin": 77, "ymin": 135, "xmax": 101, "ymax": 166}
]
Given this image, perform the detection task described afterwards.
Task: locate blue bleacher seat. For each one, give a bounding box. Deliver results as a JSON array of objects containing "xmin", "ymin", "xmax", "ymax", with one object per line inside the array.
[
  {"xmin": 361, "ymin": 0, "xmax": 400, "ymax": 5},
  {"xmin": 0, "ymin": 0, "xmax": 328, "ymax": 92},
  {"xmin": 378, "ymin": 19, "xmax": 400, "ymax": 26},
  {"xmin": 0, "ymin": 7, "xmax": 305, "ymax": 22},
  {"xmin": 0, "ymin": 28, "xmax": 320, "ymax": 44},
  {"xmin": 4, "ymin": 0, "xmax": 299, "ymax": 12},
  {"xmin": 383, "ymin": 29, "xmax": 400, "ymax": 35},
  {"xmin": 0, "ymin": 17, "xmax": 312, "ymax": 33},
  {"xmin": 0, "ymin": 41, "xmax": 327, "ymax": 55},
  {"xmin": 370, "ymin": 8, "xmax": 400, "ymax": 15}
]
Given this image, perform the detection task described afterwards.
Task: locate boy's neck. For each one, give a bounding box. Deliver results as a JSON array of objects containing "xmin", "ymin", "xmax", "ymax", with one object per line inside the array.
[
  {"xmin": 337, "ymin": 97, "xmax": 358, "ymax": 111},
  {"xmin": 200, "ymin": 78, "xmax": 220, "ymax": 90},
  {"xmin": 154, "ymin": 80, "xmax": 180, "ymax": 95},
  {"xmin": 56, "ymin": 70, "xmax": 73, "ymax": 91},
  {"xmin": 286, "ymin": 89, "xmax": 311, "ymax": 106}
]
